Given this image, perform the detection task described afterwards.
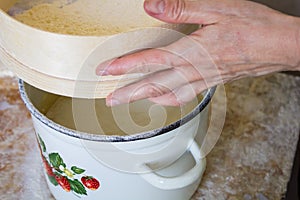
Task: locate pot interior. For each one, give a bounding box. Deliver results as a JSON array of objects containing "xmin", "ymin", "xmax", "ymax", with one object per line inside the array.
[{"xmin": 22, "ymin": 81, "xmax": 206, "ymax": 136}]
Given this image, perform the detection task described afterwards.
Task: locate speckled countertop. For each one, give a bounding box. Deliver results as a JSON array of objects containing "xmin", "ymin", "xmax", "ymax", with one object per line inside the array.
[{"xmin": 0, "ymin": 60, "xmax": 299, "ymax": 200}]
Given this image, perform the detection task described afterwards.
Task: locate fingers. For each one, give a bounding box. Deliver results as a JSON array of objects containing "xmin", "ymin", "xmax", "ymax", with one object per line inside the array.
[
  {"xmin": 105, "ymin": 65, "xmax": 203, "ymax": 106},
  {"xmin": 96, "ymin": 33, "xmax": 208, "ymax": 76},
  {"xmin": 97, "ymin": 30, "xmax": 219, "ymax": 107},
  {"xmin": 107, "ymin": 77, "xmax": 214, "ymax": 107},
  {"xmin": 148, "ymin": 80, "xmax": 211, "ymax": 106},
  {"xmin": 143, "ymin": 0, "xmax": 226, "ymax": 25},
  {"xmin": 96, "ymin": 49, "xmax": 174, "ymax": 75}
]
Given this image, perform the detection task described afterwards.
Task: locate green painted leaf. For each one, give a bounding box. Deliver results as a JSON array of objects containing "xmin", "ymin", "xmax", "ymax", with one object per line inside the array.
[
  {"xmin": 38, "ymin": 134, "xmax": 46, "ymax": 152},
  {"xmin": 49, "ymin": 153, "xmax": 65, "ymax": 169},
  {"xmin": 71, "ymin": 166, "xmax": 86, "ymax": 174},
  {"xmin": 69, "ymin": 179, "xmax": 87, "ymax": 195},
  {"xmin": 47, "ymin": 174, "xmax": 58, "ymax": 186}
]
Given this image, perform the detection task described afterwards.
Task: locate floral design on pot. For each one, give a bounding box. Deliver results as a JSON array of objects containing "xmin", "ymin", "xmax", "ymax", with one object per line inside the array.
[{"xmin": 37, "ymin": 134, "xmax": 100, "ymax": 196}]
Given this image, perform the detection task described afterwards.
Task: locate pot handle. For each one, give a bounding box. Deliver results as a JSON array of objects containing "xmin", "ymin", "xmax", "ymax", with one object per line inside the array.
[{"xmin": 140, "ymin": 140, "xmax": 206, "ymax": 190}]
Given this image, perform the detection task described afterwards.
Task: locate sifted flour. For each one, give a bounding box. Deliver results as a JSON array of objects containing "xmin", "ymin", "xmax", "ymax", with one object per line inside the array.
[{"xmin": 45, "ymin": 96, "xmax": 199, "ymax": 136}]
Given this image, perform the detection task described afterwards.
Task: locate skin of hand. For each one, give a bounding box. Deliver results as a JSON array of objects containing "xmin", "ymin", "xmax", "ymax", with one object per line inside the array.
[{"xmin": 97, "ymin": 0, "xmax": 300, "ymax": 107}]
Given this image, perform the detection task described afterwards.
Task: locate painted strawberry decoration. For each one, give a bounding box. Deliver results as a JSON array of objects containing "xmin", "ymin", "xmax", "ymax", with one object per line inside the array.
[
  {"xmin": 81, "ymin": 176, "xmax": 100, "ymax": 190},
  {"xmin": 55, "ymin": 175, "xmax": 71, "ymax": 192},
  {"xmin": 42, "ymin": 156, "xmax": 54, "ymax": 177},
  {"xmin": 36, "ymin": 134, "xmax": 101, "ymax": 197}
]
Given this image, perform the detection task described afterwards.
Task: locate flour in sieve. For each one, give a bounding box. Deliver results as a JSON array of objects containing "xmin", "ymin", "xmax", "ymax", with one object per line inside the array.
[{"xmin": 12, "ymin": 0, "xmax": 162, "ymax": 35}]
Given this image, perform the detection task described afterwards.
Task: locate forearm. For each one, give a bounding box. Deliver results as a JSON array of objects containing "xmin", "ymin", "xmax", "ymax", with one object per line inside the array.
[
  {"xmin": 259, "ymin": 14, "xmax": 300, "ymax": 74},
  {"xmin": 293, "ymin": 16, "xmax": 300, "ymax": 71},
  {"xmin": 280, "ymin": 14, "xmax": 300, "ymax": 72}
]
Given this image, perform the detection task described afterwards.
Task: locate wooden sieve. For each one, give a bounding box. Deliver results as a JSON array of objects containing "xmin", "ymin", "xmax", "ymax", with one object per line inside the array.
[{"xmin": 0, "ymin": 0, "xmax": 198, "ymax": 98}]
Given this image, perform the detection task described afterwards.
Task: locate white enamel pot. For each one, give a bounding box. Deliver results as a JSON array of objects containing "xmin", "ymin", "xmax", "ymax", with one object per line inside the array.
[{"xmin": 19, "ymin": 80, "xmax": 215, "ymax": 200}]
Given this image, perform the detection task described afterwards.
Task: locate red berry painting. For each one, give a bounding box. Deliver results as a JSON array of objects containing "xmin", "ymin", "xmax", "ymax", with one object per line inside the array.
[
  {"xmin": 55, "ymin": 175, "xmax": 71, "ymax": 192},
  {"xmin": 81, "ymin": 176, "xmax": 100, "ymax": 190},
  {"xmin": 37, "ymin": 134, "xmax": 101, "ymax": 196}
]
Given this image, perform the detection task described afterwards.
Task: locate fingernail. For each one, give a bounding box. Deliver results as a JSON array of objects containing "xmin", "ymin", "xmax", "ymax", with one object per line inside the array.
[
  {"xmin": 107, "ymin": 98, "xmax": 121, "ymax": 107},
  {"xmin": 96, "ymin": 70, "xmax": 110, "ymax": 76},
  {"xmin": 145, "ymin": 0, "xmax": 165, "ymax": 15}
]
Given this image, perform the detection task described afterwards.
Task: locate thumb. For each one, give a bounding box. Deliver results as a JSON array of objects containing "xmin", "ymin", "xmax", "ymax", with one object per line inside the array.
[{"xmin": 144, "ymin": 0, "xmax": 224, "ymax": 25}]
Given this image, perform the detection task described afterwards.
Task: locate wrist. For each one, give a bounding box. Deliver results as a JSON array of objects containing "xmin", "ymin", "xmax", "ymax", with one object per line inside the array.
[
  {"xmin": 290, "ymin": 16, "xmax": 300, "ymax": 71},
  {"xmin": 277, "ymin": 14, "xmax": 300, "ymax": 72}
]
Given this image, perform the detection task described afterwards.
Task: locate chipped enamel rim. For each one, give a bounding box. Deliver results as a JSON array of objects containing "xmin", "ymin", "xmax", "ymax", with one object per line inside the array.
[{"xmin": 19, "ymin": 79, "xmax": 216, "ymax": 142}]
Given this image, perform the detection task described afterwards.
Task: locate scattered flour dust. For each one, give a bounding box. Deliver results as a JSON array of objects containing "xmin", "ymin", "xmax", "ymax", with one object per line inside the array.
[
  {"xmin": 12, "ymin": 0, "xmax": 162, "ymax": 35},
  {"xmin": 19, "ymin": 135, "xmax": 53, "ymax": 200}
]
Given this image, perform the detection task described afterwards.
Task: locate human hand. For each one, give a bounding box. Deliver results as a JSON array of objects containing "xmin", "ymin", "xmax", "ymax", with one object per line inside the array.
[{"xmin": 97, "ymin": 0, "xmax": 300, "ymax": 106}]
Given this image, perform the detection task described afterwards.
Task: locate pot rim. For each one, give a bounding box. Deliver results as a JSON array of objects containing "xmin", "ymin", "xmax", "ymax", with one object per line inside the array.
[{"xmin": 18, "ymin": 79, "xmax": 216, "ymax": 142}]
